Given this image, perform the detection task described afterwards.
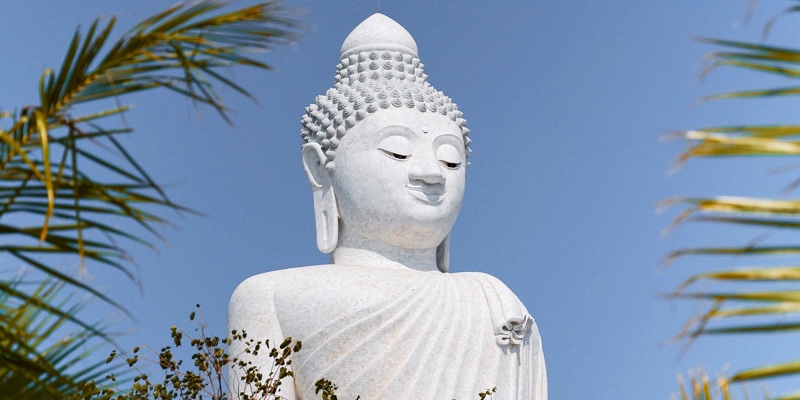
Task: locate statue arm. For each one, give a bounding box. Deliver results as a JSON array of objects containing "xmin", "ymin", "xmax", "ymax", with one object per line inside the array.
[
  {"xmin": 227, "ymin": 275, "xmax": 297, "ymax": 400},
  {"xmin": 532, "ymin": 319, "xmax": 548, "ymax": 399}
]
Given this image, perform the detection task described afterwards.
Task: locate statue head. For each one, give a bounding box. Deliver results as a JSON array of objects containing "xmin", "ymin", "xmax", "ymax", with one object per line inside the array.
[{"xmin": 300, "ymin": 14, "xmax": 471, "ymax": 272}]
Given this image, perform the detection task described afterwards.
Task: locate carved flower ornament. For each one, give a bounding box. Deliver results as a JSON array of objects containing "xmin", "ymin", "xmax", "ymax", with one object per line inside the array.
[{"xmin": 496, "ymin": 315, "xmax": 533, "ymax": 346}]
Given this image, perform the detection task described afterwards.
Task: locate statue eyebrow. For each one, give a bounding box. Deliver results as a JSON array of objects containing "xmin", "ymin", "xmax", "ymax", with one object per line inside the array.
[
  {"xmin": 376, "ymin": 125, "xmax": 419, "ymax": 139},
  {"xmin": 432, "ymin": 133, "xmax": 467, "ymax": 151}
]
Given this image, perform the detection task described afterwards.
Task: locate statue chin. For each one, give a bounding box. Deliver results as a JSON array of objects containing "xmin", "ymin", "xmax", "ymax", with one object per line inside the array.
[
  {"xmin": 335, "ymin": 195, "xmax": 457, "ymax": 250},
  {"xmin": 226, "ymin": 12, "xmax": 547, "ymax": 400}
]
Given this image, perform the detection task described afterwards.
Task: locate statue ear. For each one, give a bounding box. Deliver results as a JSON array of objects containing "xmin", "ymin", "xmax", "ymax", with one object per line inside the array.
[
  {"xmin": 302, "ymin": 143, "xmax": 338, "ymax": 253},
  {"xmin": 436, "ymin": 234, "xmax": 450, "ymax": 273}
]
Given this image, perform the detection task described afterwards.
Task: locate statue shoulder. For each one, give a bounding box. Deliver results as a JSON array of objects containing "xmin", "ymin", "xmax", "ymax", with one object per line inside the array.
[
  {"xmin": 228, "ymin": 265, "xmax": 339, "ymax": 344},
  {"xmin": 230, "ymin": 264, "xmax": 337, "ymax": 303},
  {"xmin": 456, "ymin": 271, "xmax": 531, "ymax": 312},
  {"xmin": 461, "ymin": 271, "xmax": 516, "ymax": 292}
]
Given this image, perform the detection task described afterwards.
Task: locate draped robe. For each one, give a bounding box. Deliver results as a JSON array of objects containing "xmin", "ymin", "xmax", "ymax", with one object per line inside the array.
[{"xmin": 228, "ymin": 265, "xmax": 547, "ymax": 400}]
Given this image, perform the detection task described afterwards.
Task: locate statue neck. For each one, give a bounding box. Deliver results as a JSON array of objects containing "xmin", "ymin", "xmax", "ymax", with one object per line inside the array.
[{"xmin": 331, "ymin": 228, "xmax": 440, "ymax": 272}]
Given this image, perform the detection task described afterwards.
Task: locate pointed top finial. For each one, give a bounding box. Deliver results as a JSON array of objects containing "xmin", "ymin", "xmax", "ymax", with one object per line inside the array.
[{"xmin": 340, "ymin": 13, "xmax": 418, "ymax": 59}]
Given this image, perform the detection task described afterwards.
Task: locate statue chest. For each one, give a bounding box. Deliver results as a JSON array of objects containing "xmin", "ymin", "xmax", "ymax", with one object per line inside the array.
[{"xmin": 271, "ymin": 267, "xmax": 543, "ymax": 399}]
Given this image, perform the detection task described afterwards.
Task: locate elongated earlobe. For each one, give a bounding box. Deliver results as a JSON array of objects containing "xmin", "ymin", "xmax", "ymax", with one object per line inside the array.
[
  {"xmin": 313, "ymin": 185, "xmax": 338, "ymax": 253},
  {"xmin": 302, "ymin": 143, "xmax": 339, "ymax": 253},
  {"xmin": 436, "ymin": 234, "xmax": 450, "ymax": 272}
]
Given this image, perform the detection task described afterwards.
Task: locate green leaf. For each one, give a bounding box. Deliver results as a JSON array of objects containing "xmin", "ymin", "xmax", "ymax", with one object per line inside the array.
[{"xmin": 0, "ymin": 1, "xmax": 299, "ymax": 395}]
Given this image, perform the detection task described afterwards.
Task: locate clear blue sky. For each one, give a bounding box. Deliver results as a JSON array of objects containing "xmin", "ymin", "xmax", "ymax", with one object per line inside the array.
[{"xmin": 3, "ymin": 1, "xmax": 799, "ymax": 398}]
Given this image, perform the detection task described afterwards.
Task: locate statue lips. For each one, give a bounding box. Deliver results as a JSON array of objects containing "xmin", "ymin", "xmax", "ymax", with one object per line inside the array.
[{"xmin": 406, "ymin": 183, "xmax": 445, "ymax": 204}]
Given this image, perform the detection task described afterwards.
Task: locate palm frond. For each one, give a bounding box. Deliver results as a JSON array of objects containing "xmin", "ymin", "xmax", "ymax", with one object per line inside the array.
[
  {"xmin": 0, "ymin": 0, "xmax": 298, "ymax": 395},
  {"xmin": 0, "ymin": 278, "xmax": 123, "ymax": 399},
  {"xmin": 669, "ymin": 2, "xmax": 800, "ymax": 398},
  {"xmin": 0, "ymin": 0, "xmax": 297, "ymax": 321},
  {"xmin": 672, "ymin": 369, "xmax": 735, "ymax": 400}
]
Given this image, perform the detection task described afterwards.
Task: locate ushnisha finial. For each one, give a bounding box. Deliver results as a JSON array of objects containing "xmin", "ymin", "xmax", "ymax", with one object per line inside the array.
[
  {"xmin": 300, "ymin": 13, "xmax": 471, "ymax": 171},
  {"xmin": 340, "ymin": 13, "xmax": 418, "ymax": 59}
]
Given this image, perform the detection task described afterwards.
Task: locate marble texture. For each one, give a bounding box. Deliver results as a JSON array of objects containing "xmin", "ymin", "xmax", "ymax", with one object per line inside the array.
[
  {"xmin": 230, "ymin": 266, "xmax": 546, "ymax": 399},
  {"xmin": 228, "ymin": 13, "xmax": 547, "ymax": 400}
]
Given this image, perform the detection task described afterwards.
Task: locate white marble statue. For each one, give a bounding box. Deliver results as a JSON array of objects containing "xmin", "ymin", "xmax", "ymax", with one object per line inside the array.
[{"xmin": 228, "ymin": 13, "xmax": 547, "ymax": 400}]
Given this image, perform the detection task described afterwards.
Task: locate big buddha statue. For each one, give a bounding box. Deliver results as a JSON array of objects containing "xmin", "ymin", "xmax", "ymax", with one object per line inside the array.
[{"xmin": 228, "ymin": 13, "xmax": 547, "ymax": 400}]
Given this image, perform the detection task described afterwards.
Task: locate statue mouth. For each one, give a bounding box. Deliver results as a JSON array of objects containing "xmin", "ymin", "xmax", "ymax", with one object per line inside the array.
[{"xmin": 406, "ymin": 184, "xmax": 445, "ymax": 204}]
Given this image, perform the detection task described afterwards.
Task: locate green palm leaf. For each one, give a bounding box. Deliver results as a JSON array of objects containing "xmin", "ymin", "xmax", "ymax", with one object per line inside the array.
[
  {"xmin": 0, "ymin": 0, "xmax": 298, "ymax": 395},
  {"xmin": 669, "ymin": 2, "xmax": 800, "ymax": 397},
  {"xmin": 0, "ymin": 278, "xmax": 123, "ymax": 399}
]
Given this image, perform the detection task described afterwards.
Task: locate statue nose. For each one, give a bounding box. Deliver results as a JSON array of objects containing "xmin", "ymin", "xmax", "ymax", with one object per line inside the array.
[{"xmin": 409, "ymin": 157, "xmax": 445, "ymax": 185}]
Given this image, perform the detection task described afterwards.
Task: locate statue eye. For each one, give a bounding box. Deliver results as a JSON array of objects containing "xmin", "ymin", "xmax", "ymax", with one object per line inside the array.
[
  {"xmin": 439, "ymin": 160, "xmax": 461, "ymax": 169},
  {"xmin": 436, "ymin": 144, "xmax": 463, "ymax": 170},
  {"xmin": 379, "ymin": 148, "xmax": 411, "ymax": 160},
  {"xmin": 377, "ymin": 135, "xmax": 413, "ymax": 161}
]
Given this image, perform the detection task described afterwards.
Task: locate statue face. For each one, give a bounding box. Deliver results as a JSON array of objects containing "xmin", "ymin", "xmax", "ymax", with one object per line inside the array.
[{"xmin": 332, "ymin": 107, "xmax": 466, "ymax": 250}]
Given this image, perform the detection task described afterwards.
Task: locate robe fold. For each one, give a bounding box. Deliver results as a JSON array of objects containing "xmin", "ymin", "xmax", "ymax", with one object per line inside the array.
[{"xmin": 267, "ymin": 267, "xmax": 547, "ymax": 400}]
